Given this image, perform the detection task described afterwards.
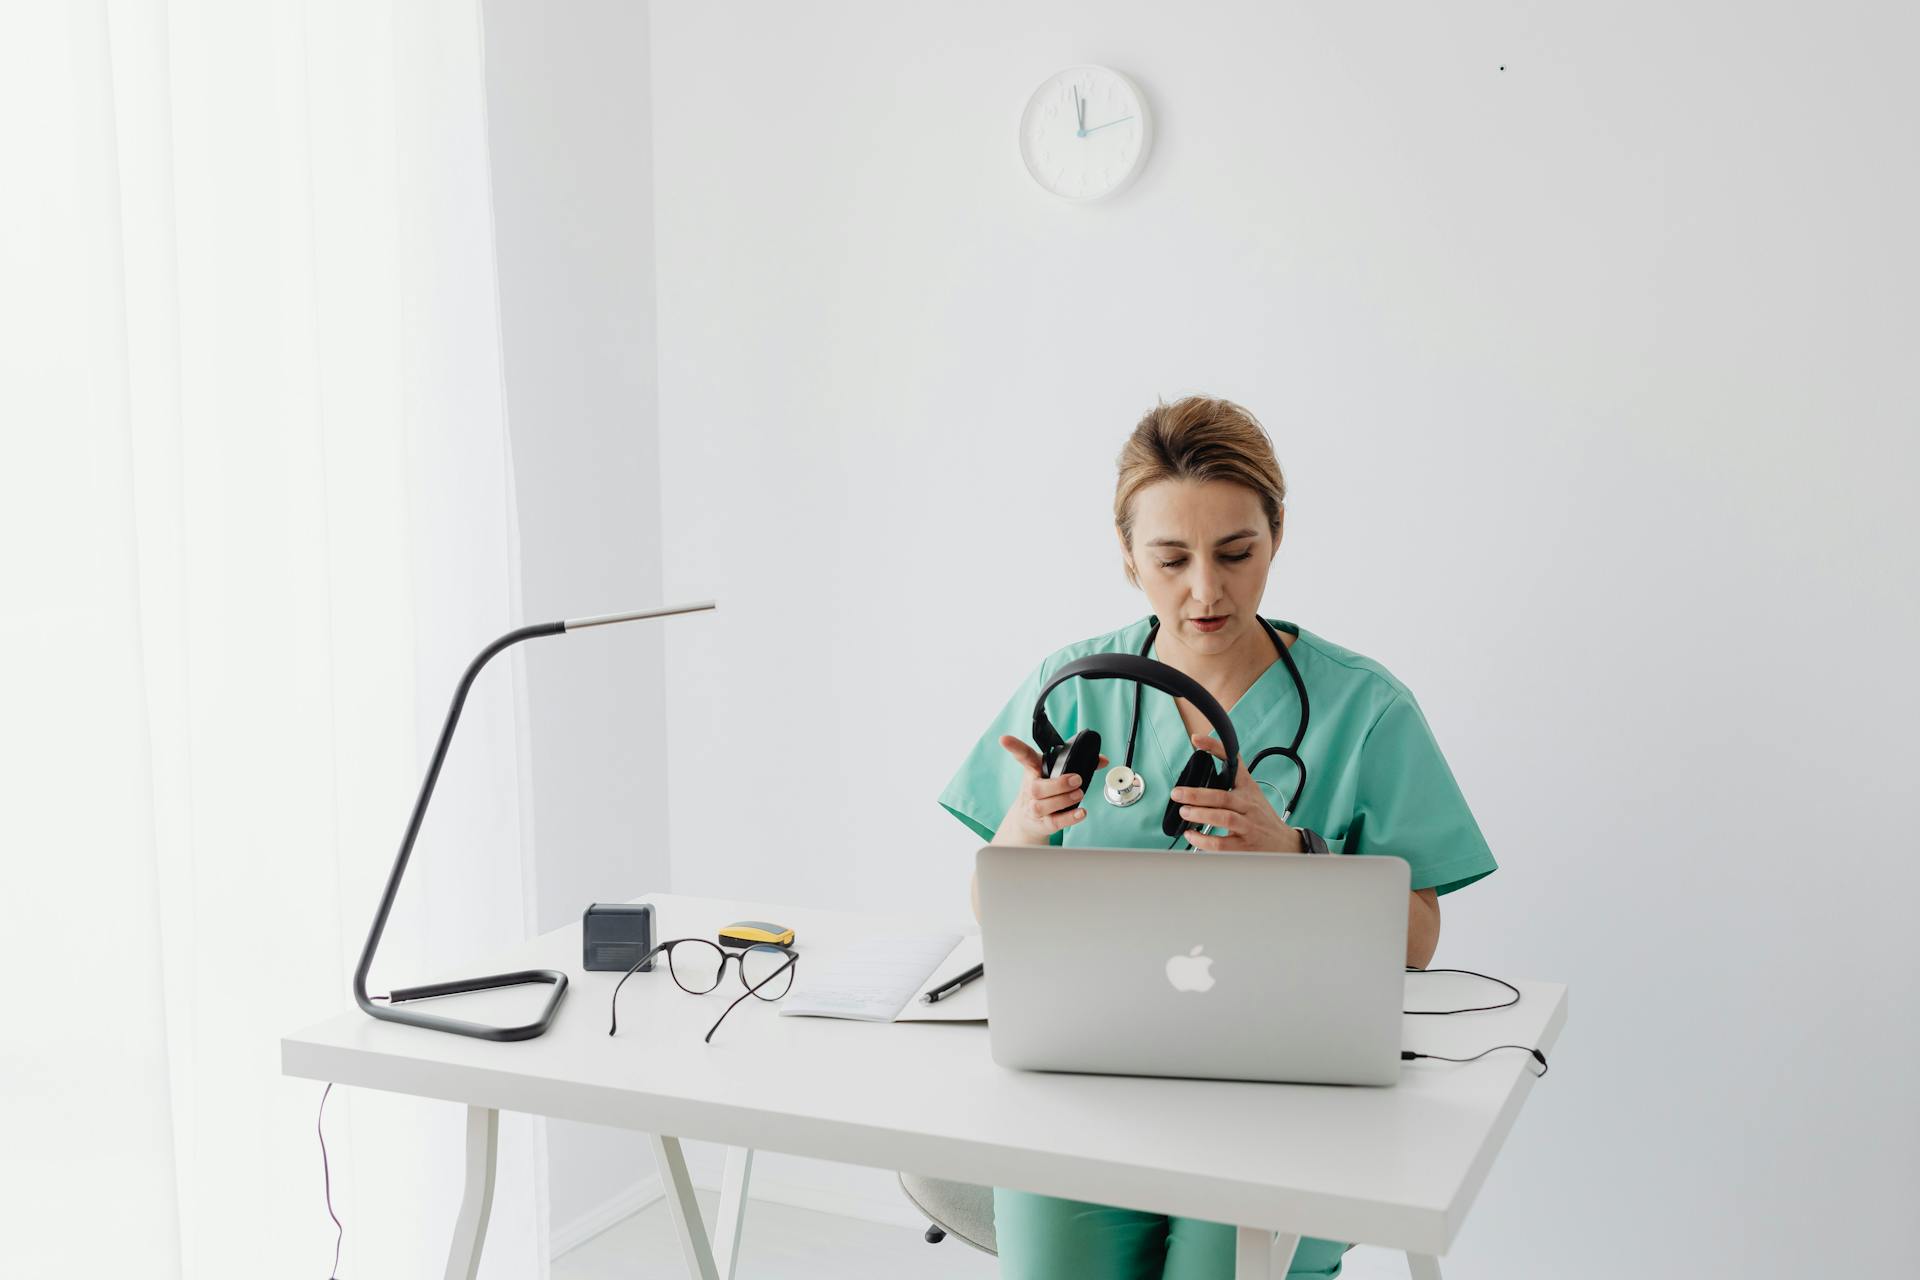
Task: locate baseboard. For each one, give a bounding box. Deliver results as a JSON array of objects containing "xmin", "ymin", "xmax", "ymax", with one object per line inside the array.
[
  {"xmin": 551, "ymin": 1173, "xmax": 665, "ymax": 1258},
  {"xmin": 550, "ymin": 1163, "xmax": 926, "ymax": 1260}
]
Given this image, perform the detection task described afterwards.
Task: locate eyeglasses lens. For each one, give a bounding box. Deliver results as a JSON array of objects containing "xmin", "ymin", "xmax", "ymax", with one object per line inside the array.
[
  {"xmin": 667, "ymin": 940, "xmax": 725, "ymax": 994},
  {"xmin": 740, "ymin": 944, "xmax": 796, "ymax": 1000}
]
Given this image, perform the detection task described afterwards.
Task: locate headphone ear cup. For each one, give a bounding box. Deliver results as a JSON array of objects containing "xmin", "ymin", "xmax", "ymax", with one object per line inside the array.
[
  {"xmin": 1162, "ymin": 750, "xmax": 1219, "ymax": 837},
  {"xmin": 1058, "ymin": 730, "xmax": 1101, "ymax": 789},
  {"xmin": 1040, "ymin": 744, "xmax": 1066, "ymax": 778},
  {"xmin": 1041, "ymin": 731, "xmax": 1100, "ymax": 779},
  {"xmin": 1037, "ymin": 731, "xmax": 1101, "ymax": 821}
]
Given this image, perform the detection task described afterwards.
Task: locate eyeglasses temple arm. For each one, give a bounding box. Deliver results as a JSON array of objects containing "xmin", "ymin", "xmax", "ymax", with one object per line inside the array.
[
  {"xmin": 607, "ymin": 941, "xmax": 674, "ymax": 1036},
  {"xmin": 704, "ymin": 953, "xmax": 799, "ymax": 1043}
]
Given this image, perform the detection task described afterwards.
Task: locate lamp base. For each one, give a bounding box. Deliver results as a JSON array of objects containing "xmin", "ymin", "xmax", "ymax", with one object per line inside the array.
[{"xmin": 366, "ymin": 968, "xmax": 569, "ymax": 1042}]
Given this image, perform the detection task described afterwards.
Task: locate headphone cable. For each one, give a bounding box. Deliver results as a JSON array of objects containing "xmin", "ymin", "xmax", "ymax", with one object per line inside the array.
[
  {"xmin": 1403, "ymin": 965, "xmax": 1548, "ymax": 1076},
  {"xmin": 1403, "ymin": 964, "xmax": 1519, "ymax": 1013}
]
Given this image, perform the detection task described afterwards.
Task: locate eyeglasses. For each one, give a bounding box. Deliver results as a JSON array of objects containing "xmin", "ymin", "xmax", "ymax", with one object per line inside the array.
[{"xmin": 607, "ymin": 938, "xmax": 800, "ymax": 1043}]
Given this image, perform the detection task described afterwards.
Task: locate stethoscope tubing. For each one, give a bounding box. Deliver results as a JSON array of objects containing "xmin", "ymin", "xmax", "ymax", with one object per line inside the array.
[{"xmin": 1127, "ymin": 617, "xmax": 1310, "ymax": 820}]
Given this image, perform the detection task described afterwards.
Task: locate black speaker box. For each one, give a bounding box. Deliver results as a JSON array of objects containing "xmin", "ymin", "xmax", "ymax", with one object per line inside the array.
[{"xmin": 583, "ymin": 902, "xmax": 655, "ymax": 972}]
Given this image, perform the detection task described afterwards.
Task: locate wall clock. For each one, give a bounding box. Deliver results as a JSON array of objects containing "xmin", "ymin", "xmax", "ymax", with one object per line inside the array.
[{"xmin": 1018, "ymin": 65, "xmax": 1153, "ymax": 201}]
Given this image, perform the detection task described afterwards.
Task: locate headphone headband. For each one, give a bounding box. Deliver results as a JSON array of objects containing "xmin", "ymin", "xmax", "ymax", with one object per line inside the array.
[{"xmin": 1032, "ymin": 653, "xmax": 1240, "ymax": 779}]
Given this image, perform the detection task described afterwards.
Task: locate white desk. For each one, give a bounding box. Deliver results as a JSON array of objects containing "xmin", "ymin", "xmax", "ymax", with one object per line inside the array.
[{"xmin": 282, "ymin": 893, "xmax": 1566, "ymax": 1280}]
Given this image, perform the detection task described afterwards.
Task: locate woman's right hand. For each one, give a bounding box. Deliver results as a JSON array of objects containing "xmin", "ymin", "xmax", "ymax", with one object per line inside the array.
[{"xmin": 992, "ymin": 734, "xmax": 1108, "ymax": 844}]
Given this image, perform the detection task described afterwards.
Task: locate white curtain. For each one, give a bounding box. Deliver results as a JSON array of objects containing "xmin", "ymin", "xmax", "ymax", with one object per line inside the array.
[{"xmin": 0, "ymin": 2, "xmax": 548, "ymax": 1276}]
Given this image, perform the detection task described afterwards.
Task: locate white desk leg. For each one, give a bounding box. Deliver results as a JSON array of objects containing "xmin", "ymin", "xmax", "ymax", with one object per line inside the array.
[
  {"xmin": 444, "ymin": 1105, "xmax": 498, "ymax": 1280},
  {"xmin": 713, "ymin": 1146, "xmax": 754, "ymax": 1279},
  {"xmin": 649, "ymin": 1134, "xmax": 721, "ymax": 1280},
  {"xmin": 1407, "ymin": 1253, "xmax": 1444, "ymax": 1280},
  {"xmin": 1235, "ymin": 1227, "xmax": 1300, "ymax": 1280}
]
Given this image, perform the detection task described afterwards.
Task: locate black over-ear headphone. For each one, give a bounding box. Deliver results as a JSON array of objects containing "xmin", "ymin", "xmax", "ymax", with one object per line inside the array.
[{"xmin": 1031, "ymin": 653, "xmax": 1242, "ymax": 839}]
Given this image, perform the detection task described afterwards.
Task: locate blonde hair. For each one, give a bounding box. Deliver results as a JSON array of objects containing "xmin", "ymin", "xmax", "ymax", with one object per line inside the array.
[{"xmin": 1114, "ymin": 396, "xmax": 1288, "ymax": 587}]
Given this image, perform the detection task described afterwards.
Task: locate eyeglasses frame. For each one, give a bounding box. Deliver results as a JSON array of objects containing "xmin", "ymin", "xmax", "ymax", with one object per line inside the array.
[{"xmin": 607, "ymin": 937, "xmax": 800, "ymax": 1042}]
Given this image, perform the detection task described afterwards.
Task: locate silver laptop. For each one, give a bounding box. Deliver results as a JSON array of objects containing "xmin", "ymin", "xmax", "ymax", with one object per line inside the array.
[{"xmin": 976, "ymin": 845, "xmax": 1408, "ymax": 1087}]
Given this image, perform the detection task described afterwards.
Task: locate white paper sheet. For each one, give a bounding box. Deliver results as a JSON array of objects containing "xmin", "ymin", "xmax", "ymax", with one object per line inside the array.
[{"xmin": 778, "ymin": 933, "xmax": 963, "ymax": 1022}]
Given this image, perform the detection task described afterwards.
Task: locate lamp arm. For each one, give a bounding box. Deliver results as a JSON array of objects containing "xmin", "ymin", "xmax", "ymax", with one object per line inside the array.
[{"xmin": 351, "ymin": 621, "xmax": 562, "ymax": 1027}]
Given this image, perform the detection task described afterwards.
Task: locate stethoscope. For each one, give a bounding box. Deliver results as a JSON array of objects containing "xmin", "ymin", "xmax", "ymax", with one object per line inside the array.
[{"xmin": 1103, "ymin": 617, "xmax": 1311, "ymax": 821}]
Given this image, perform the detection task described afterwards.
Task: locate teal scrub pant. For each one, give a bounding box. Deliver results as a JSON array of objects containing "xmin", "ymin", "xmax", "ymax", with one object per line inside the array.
[{"xmin": 994, "ymin": 1187, "xmax": 1352, "ymax": 1279}]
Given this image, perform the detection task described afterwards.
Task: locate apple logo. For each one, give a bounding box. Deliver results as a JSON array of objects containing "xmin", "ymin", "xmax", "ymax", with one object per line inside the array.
[{"xmin": 1165, "ymin": 945, "xmax": 1216, "ymax": 993}]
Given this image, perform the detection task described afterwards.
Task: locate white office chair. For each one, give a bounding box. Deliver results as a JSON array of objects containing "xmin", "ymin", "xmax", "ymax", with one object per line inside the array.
[
  {"xmin": 898, "ymin": 1173, "xmax": 1447, "ymax": 1278},
  {"xmin": 897, "ymin": 1172, "xmax": 996, "ymax": 1254}
]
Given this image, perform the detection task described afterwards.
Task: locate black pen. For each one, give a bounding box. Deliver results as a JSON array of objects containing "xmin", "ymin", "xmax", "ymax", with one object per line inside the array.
[{"xmin": 921, "ymin": 962, "xmax": 984, "ymax": 1004}]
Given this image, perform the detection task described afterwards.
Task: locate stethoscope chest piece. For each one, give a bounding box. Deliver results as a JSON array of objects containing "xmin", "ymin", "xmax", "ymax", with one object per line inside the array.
[{"xmin": 1103, "ymin": 765, "xmax": 1146, "ymax": 808}]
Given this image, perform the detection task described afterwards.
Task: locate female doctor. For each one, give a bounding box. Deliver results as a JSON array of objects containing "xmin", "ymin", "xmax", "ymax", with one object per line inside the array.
[{"xmin": 937, "ymin": 395, "xmax": 1499, "ymax": 1280}]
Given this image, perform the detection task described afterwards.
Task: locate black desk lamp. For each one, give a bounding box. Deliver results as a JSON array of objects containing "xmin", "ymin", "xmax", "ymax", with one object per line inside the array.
[{"xmin": 353, "ymin": 600, "xmax": 715, "ymax": 1041}]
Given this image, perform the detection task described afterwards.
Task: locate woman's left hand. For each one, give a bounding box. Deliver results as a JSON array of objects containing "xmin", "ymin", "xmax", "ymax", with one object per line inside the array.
[{"xmin": 1171, "ymin": 733, "xmax": 1306, "ymax": 854}]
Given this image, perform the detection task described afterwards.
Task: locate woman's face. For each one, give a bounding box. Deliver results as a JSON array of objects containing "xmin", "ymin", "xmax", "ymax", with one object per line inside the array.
[{"xmin": 1120, "ymin": 479, "xmax": 1281, "ymax": 659}]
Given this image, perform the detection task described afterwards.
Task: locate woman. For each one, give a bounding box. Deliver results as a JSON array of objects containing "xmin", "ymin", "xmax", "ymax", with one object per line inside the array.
[{"xmin": 937, "ymin": 396, "xmax": 1499, "ymax": 1280}]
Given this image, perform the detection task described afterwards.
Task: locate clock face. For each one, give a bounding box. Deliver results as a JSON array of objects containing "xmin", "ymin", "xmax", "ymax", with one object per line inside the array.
[{"xmin": 1019, "ymin": 65, "xmax": 1152, "ymax": 201}]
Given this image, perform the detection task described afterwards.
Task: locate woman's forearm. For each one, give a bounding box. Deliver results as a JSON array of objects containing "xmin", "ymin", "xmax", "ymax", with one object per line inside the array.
[{"xmin": 1407, "ymin": 888, "xmax": 1440, "ymax": 968}]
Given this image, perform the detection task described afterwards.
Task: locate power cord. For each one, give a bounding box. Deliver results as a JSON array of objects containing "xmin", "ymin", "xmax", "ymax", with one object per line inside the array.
[
  {"xmin": 1402, "ymin": 1045, "xmax": 1548, "ymax": 1077},
  {"xmin": 318, "ymin": 1082, "xmax": 345, "ymax": 1278},
  {"xmin": 315, "ymin": 998, "xmax": 389, "ymax": 1277}
]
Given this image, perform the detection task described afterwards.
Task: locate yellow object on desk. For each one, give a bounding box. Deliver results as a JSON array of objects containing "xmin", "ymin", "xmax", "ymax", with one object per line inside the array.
[{"xmin": 718, "ymin": 920, "xmax": 795, "ymax": 948}]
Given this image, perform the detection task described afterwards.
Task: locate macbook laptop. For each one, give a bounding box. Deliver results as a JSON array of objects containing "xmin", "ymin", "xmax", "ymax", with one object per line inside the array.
[{"xmin": 976, "ymin": 845, "xmax": 1408, "ymax": 1087}]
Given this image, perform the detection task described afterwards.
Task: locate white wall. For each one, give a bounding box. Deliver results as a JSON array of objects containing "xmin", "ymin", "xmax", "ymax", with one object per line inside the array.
[
  {"xmin": 647, "ymin": 2, "xmax": 1920, "ymax": 1276},
  {"xmin": 480, "ymin": 0, "xmax": 668, "ymax": 1247}
]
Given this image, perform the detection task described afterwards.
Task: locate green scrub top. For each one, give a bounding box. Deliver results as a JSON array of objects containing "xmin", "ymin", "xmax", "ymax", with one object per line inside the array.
[{"xmin": 939, "ymin": 616, "xmax": 1498, "ymax": 897}]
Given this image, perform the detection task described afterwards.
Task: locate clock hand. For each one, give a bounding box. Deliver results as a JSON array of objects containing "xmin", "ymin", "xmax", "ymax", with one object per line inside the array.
[
  {"xmin": 1074, "ymin": 87, "xmax": 1085, "ymax": 136},
  {"xmin": 1081, "ymin": 114, "xmax": 1135, "ymax": 134}
]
